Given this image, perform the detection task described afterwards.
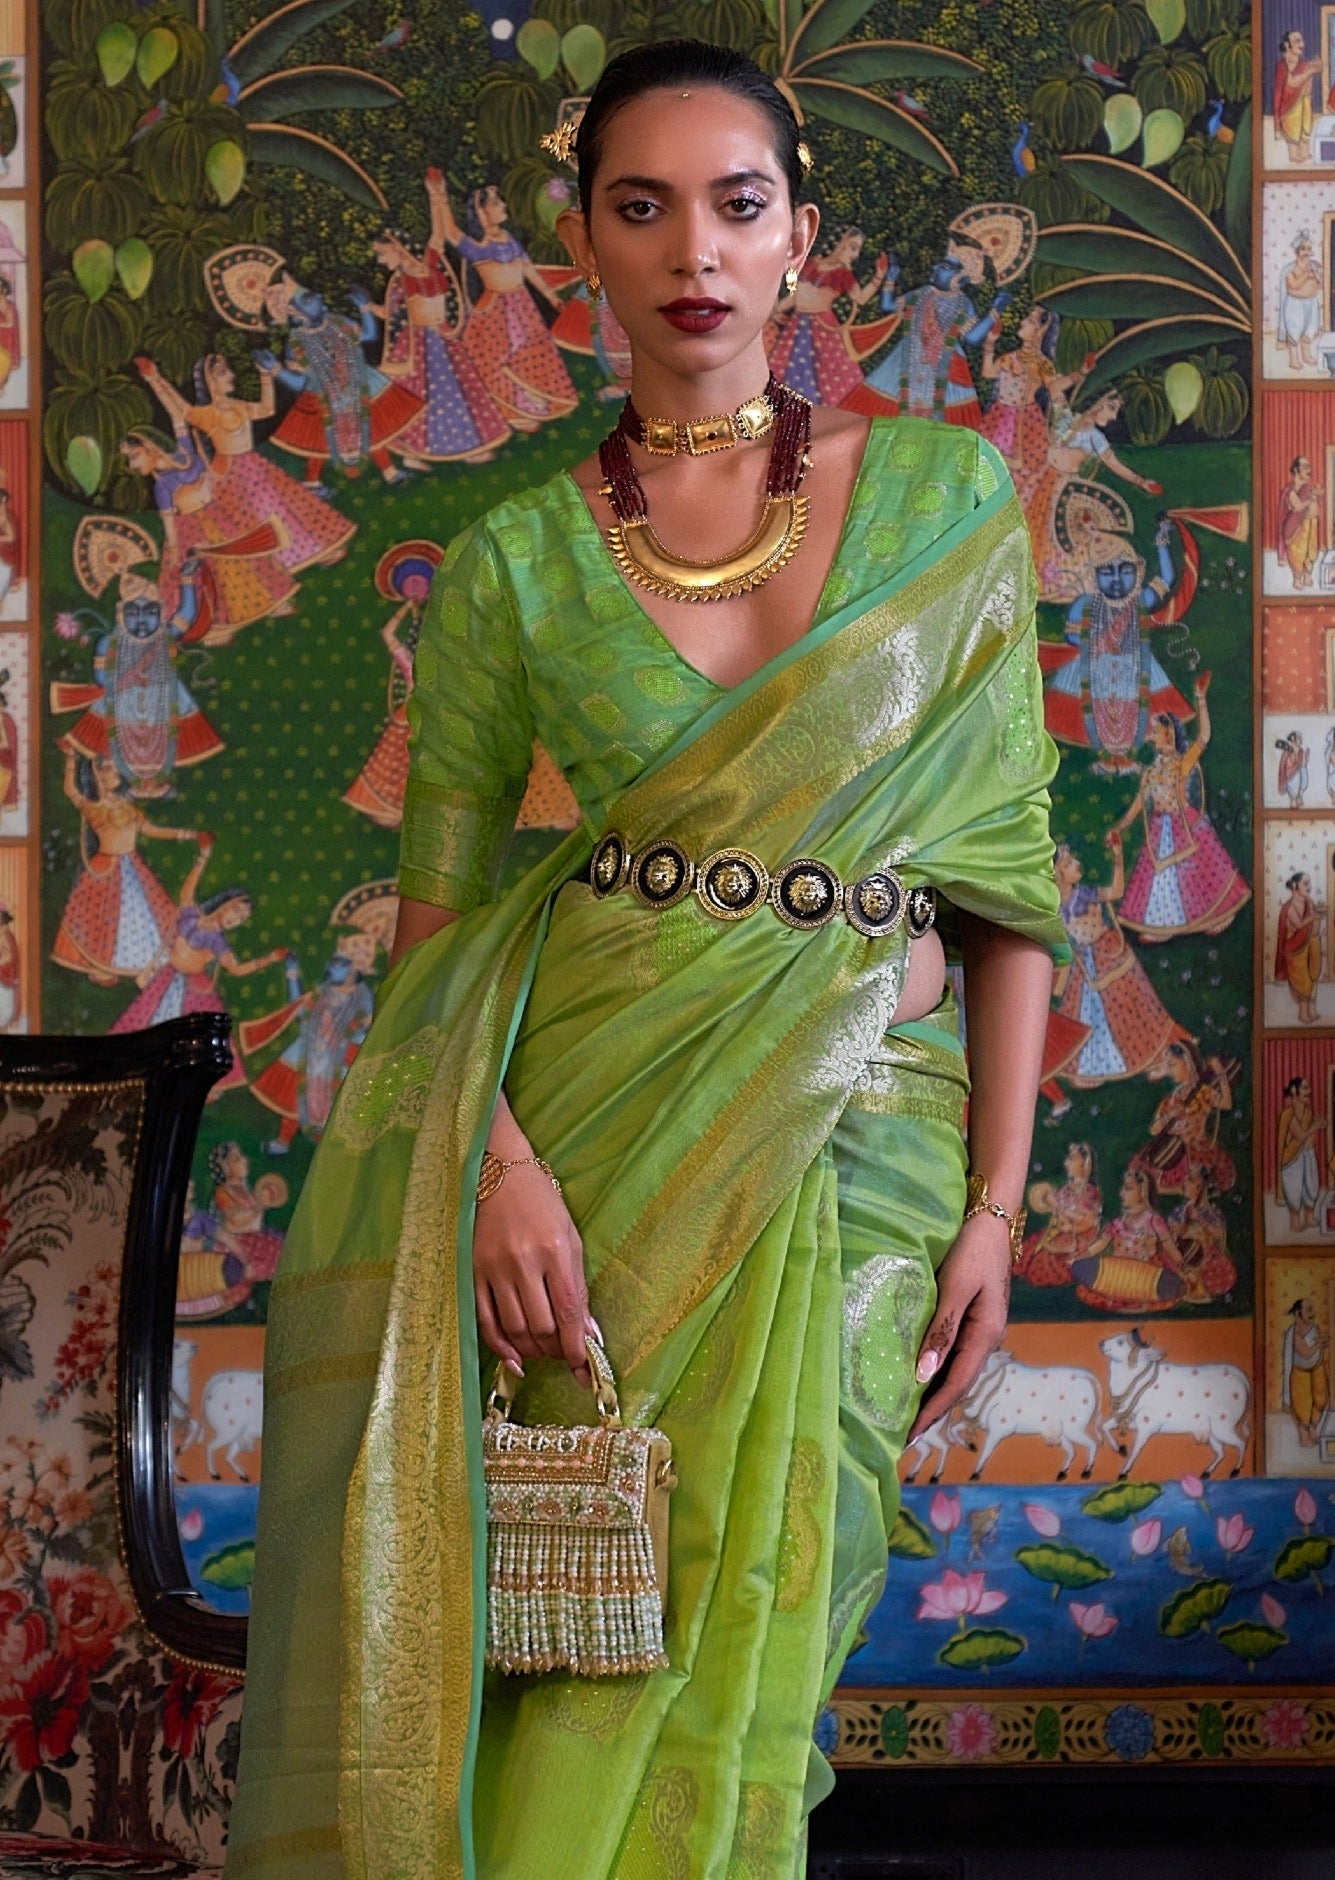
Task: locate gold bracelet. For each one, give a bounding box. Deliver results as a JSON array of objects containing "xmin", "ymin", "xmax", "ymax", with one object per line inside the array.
[
  {"xmin": 477, "ymin": 1150, "xmax": 562, "ymax": 1203},
  {"xmin": 963, "ymin": 1172, "xmax": 1027, "ymax": 1266}
]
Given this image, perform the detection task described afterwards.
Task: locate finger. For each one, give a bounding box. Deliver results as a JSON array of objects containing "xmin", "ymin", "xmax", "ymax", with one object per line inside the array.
[
  {"xmin": 491, "ymin": 1282, "xmax": 544, "ymax": 1362},
  {"xmin": 908, "ymin": 1319, "xmax": 999, "ymax": 1444},
  {"xmin": 475, "ymin": 1287, "xmax": 524, "ymax": 1378},
  {"xmin": 915, "ymin": 1291, "xmax": 965, "ymax": 1387},
  {"xmin": 547, "ymin": 1251, "xmax": 592, "ymax": 1384},
  {"xmin": 515, "ymin": 1271, "xmax": 564, "ymax": 1362}
]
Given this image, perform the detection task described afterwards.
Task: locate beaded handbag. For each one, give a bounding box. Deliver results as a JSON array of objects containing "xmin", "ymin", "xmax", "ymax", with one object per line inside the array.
[{"xmin": 482, "ymin": 1336, "xmax": 676, "ymax": 1677}]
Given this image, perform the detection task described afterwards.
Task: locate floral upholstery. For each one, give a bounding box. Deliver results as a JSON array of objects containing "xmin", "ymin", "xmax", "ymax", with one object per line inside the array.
[{"xmin": 0, "ymin": 1079, "xmax": 238, "ymax": 1870}]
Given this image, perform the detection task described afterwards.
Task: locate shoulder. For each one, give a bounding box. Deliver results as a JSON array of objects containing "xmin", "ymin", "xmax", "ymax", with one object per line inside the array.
[{"xmin": 859, "ymin": 416, "xmax": 1012, "ymax": 503}]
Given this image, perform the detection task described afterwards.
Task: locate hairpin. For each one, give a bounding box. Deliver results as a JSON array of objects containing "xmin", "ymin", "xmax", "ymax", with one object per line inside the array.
[
  {"xmin": 797, "ymin": 139, "xmax": 813, "ymax": 176},
  {"xmin": 540, "ymin": 119, "xmax": 579, "ymax": 164}
]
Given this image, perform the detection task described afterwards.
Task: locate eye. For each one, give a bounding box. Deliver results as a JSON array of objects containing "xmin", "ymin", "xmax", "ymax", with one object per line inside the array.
[
  {"xmin": 616, "ymin": 197, "xmax": 660, "ymax": 221},
  {"xmin": 724, "ymin": 193, "xmax": 766, "ymax": 218}
]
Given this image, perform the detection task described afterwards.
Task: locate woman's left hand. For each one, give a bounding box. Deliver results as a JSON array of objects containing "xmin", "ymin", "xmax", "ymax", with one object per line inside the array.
[{"xmin": 907, "ymin": 1212, "xmax": 1011, "ymax": 1444}]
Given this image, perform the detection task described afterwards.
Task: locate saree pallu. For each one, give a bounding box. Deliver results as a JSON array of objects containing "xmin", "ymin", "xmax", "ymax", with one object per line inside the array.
[{"xmin": 225, "ymin": 485, "xmax": 1067, "ymax": 1880}]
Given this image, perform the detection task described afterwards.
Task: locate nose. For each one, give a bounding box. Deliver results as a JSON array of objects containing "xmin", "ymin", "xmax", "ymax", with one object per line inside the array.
[{"xmin": 669, "ymin": 201, "xmax": 719, "ymax": 282}]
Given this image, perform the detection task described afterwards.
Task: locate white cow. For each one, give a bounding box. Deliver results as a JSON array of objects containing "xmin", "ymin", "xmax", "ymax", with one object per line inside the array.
[
  {"xmin": 200, "ymin": 1369, "xmax": 264, "ymax": 1483},
  {"xmin": 1099, "ymin": 1330, "xmax": 1250, "ymax": 1479},
  {"xmin": 903, "ymin": 1350, "xmax": 1101, "ymax": 1483},
  {"xmin": 170, "ymin": 1339, "xmax": 201, "ymax": 1478}
]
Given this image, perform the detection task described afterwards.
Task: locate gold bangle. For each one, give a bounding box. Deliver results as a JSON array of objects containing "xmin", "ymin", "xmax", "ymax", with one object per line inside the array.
[
  {"xmin": 477, "ymin": 1150, "xmax": 562, "ymax": 1203},
  {"xmin": 963, "ymin": 1172, "xmax": 1027, "ymax": 1266}
]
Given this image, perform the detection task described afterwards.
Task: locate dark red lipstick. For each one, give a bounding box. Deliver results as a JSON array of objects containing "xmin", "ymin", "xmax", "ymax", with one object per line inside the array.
[{"xmin": 660, "ymin": 297, "xmax": 729, "ymax": 333}]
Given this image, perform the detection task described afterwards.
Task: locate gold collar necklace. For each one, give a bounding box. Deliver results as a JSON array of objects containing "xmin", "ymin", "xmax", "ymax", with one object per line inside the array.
[
  {"xmin": 620, "ymin": 383, "xmax": 777, "ymax": 456},
  {"xmin": 598, "ymin": 375, "xmax": 812, "ymax": 604}
]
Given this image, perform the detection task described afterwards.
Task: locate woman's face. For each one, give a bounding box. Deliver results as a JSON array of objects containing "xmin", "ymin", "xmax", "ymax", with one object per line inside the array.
[
  {"xmin": 1054, "ymin": 847, "xmax": 1080, "ymax": 890},
  {"xmin": 478, "ymin": 185, "xmax": 507, "ymax": 228},
  {"xmin": 93, "ymin": 753, "xmax": 120, "ymax": 796},
  {"xmin": 219, "ymin": 897, "xmax": 253, "ymax": 932},
  {"xmin": 1120, "ymin": 1170, "xmax": 1145, "ymax": 1211},
  {"xmin": 207, "ymin": 356, "xmax": 235, "ymax": 395},
  {"xmin": 372, "ymin": 234, "xmax": 402, "ymax": 266},
  {"xmin": 1020, "ymin": 305, "xmax": 1046, "ymax": 343},
  {"xmin": 832, "ymin": 228, "xmax": 862, "ymax": 264},
  {"xmin": 1065, "ymin": 1145, "xmax": 1090, "ymax": 1180},
  {"xmin": 564, "ymin": 87, "xmax": 813, "ymax": 379},
  {"xmin": 1151, "ymin": 715, "xmax": 1175, "ymax": 754},
  {"xmin": 121, "ymin": 438, "xmax": 153, "ymax": 475}
]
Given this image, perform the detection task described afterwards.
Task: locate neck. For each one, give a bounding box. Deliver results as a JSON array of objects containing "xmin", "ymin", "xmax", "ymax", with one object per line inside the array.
[{"xmin": 626, "ymin": 344, "xmax": 774, "ymax": 422}]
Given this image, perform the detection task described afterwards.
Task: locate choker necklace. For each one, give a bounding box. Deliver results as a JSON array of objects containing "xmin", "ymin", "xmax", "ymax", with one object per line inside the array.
[
  {"xmin": 599, "ymin": 377, "xmax": 812, "ymax": 604},
  {"xmin": 619, "ymin": 381, "xmax": 777, "ymax": 456}
]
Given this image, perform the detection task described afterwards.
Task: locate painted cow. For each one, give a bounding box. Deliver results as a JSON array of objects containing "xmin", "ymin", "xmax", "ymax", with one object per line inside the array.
[
  {"xmin": 904, "ymin": 1349, "xmax": 1101, "ymax": 1482},
  {"xmin": 200, "ymin": 1368, "xmax": 264, "ymax": 1482},
  {"xmin": 170, "ymin": 1337, "xmax": 201, "ymax": 1478},
  {"xmin": 1099, "ymin": 1330, "xmax": 1250, "ymax": 1479}
]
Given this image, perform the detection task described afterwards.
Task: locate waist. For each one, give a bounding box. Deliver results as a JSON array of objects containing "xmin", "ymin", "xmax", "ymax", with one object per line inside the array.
[{"xmin": 588, "ymin": 828, "xmax": 936, "ymax": 940}]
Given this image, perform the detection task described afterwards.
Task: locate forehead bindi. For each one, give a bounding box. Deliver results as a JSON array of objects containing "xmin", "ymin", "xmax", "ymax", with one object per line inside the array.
[{"xmin": 598, "ymin": 88, "xmax": 781, "ymax": 194}]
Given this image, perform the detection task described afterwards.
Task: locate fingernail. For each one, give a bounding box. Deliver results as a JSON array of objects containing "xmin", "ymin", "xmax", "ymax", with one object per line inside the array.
[
  {"xmin": 505, "ymin": 1359, "xmax": 524, "ymax": 1378},
  {"xmin": 916, "ymin": 1350, "xmax": 940, "ymax": 1384},
  {"xmin": 588, "ymin": 1317, "xmax": 605, "ymax": 1347}
]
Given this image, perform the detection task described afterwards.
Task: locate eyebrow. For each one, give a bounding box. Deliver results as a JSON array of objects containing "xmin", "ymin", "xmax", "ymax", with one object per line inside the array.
[{"xmin": 602, "ymin": 168, "xmax": 778, "ymax": 192}]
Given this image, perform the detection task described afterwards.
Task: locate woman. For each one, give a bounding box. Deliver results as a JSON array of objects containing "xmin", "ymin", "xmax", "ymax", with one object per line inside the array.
[
  {"xmin": 1142, "ymin": 1036, "xmax": 1238, "ymax": 1198},
  {"xmin": 1026, "ymin": 388, "xmax": 1163, "ymax": 602},
  {"xmin": 1052, "ymin": 837, "xmax": 1188, "ymax": 1086},
  {"xmin": 136, "ymin": 352, "xmax": 355, "ymax": 574},
  {"xmin": 1070, "ymin": 1166, "xmax": 1186, "ymax": 1313},
  {"xmin": 52, "ymin": 751, "xmax": 197, "ymax": 988},
  {"xmin": 1276, "ymin": 868, "xmax": 1323, "ymax": 1023},
  {"xmin": 370, "ymin": 180, "xmax": 512, "ymax": 463},
  {"xmin": 1017, "ymin": 1141, "xmax": 1102, "ymax": 1287},
  {"xmin": 979, "ymin": 302, "xmax": 1071, "ymax": 494},
  {"xmin": 118, "ymin": 427, "xmax": 298, "ymax": 637},
  {"xmin": 436, "ymin": 177, "xmax": 579, "ymax": 430},
  {"xmin": 109, "ymin": 843, "xmax": 287, "ymax": 1092},
  {"xmin": 228, "ymin": 42, "xmax": 1065, "ymax": 1876},
  {"xmin": 1112, "ymin": 676, "xmax": 1251, "ymax": 941},
  {"xmin": 766, "ymin": 225, "xmax": 891, "ymax": 408}
]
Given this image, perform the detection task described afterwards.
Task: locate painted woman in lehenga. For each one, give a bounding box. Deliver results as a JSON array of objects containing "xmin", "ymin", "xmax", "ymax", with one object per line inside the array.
[
  {"xmin": 227, "ymin": 42, "xmax": 1066, "ymax": 1880},
  {"xmin": 369, "ymin": 172, "xmax": 512, "ymax": 465}
]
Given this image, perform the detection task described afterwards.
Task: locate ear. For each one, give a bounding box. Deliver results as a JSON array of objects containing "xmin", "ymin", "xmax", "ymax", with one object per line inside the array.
[
  {"xmin": 556, "ymin": 206, "xmax": 593, "ymax": 274},
  {"xmin": 788, "ymin": 200, "xmax": 819, "ymax": 274}
]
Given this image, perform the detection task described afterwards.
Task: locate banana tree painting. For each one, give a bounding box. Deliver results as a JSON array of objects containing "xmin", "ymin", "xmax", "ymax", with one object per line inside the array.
[
  {"xmin": 764, "ymin": 0, "xmax": 982, "ymax": 177},
  {"xmin": 1032, "ymin": 117, "xmax": 1250, "ymax": 408},
  {"xmin": 197, "ymin": 0, "xmax": 403, "ymax": 210}
]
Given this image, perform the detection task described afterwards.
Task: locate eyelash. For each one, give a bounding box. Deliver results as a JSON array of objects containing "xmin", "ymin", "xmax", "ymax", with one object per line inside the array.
[{"xmin": 615, "ymin": 193, "xmax": 768, "ymax": 223}]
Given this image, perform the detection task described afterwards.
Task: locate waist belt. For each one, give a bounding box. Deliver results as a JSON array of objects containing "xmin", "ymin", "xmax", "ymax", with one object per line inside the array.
[{"xmin": 588, "ymin": 830, "xmax": 936, "ymax": 939}]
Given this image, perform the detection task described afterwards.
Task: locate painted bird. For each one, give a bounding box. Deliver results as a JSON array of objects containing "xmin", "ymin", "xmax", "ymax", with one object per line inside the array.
[
  {"xmin": 210, "ymin": 55, "xmax": 242, "ymax": 106},
  {"xmin": 891, "ymin": 90, "xmax": 929, "ymax": 119},
  {"xmin": 130, "ymin": 96, "xmax": 169, "ymax": 141},
  {"xmin": 1011, "ymin": 119, "xmax": 1035, "ymax": 176},
  {"xmin": 1081, "ymin": 53, "xmax": 1126, "ymax": 88},
  {"xmin": 1205, "ymin": 98, "xmax": 1235, "ymax": 144},
  {"xmin": 377, "ymin": 19, "xmax": 412, "ymax": 49}
]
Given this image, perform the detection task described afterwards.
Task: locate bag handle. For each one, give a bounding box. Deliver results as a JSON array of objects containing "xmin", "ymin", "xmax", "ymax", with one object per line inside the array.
[{"xmin": 486, "ymin": 1333, "xmax": 622, "ymax": 1428}]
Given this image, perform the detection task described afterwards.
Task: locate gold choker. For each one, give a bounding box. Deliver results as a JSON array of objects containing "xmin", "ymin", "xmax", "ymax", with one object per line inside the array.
[{"xmin": 623, "ymin": 391, "xmax": 776, "ymax": 456}]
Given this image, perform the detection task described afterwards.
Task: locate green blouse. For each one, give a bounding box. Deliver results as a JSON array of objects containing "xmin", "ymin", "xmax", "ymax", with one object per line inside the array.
[{"xmin": 399, "ymin": 417, "xmax": 1006, "ymax": 913}]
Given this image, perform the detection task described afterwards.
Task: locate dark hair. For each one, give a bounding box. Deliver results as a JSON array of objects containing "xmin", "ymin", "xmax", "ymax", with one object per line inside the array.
[
  {"xmin": 1286, "ymin": 871, "xmax": 1309, "ymax": 892},
  {"xmin": 575, "ymin": 39, "xmax": 803, "ymax": 218},
  {"xmin": 208, "ymin": 1140, "xmax": 242, "ymax": 1186},
  {"xmin": 1292, "ymin": 455, "xmax": 1308, "ymax": 474},
  {"xmin": 1154, "ymin": 709, "xmax": 1190, "ymax": 754},
  {"xmin": 199, "ymin": 887, "xmax": 252, "ymax": 917},
  {"xmin": 1284, "ymin": 1074, "xmax": 1308, "ymax": 1098}
]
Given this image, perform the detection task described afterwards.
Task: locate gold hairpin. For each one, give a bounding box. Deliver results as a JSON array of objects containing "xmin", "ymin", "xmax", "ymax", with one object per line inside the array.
[
  {"xmin": 540, "ymin": 119, "xmax": 579, "ymax": 164},
  {"xmin": 797, "ymin": 139, "xmax": 813, "ymax": 176}
]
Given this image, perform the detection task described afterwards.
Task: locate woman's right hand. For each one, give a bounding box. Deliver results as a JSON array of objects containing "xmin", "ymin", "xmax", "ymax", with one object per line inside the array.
[{"xmin": 474, "ymin": 1164, "xmax": 596, "ymax": 1388}]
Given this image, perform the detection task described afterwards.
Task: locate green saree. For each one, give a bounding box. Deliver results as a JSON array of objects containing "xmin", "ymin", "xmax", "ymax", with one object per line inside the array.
[{"xmin": 225, "ymin": 420, "xmax": 1068, "ymax": 1879}]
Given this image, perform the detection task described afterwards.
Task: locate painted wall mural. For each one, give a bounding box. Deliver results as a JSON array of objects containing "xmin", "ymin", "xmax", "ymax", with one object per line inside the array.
[{"xmin": 14, "ymin": 0, "xmax": 1333, "ymax": 1806}]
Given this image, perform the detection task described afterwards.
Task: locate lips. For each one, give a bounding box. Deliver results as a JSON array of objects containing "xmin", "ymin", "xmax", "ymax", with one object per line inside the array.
[{"xmin": 660, "ymin": 298, "xmax": 729, "ymax": 332}]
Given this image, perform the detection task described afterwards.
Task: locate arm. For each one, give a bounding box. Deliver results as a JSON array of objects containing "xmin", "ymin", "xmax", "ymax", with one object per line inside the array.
[
  {"xmin": 134, "ymin": 357, "xmax": 192, "ymax": 429},
  {"xmin": 909, "ymin": 916, "xmax": 1052, "ymax": 1439},
  {"xmin": 220, "ymin": 944, "xmax": 289, "ymax": 977},
  {"xmin": 1099, "ymin": 441, "xmax": 1160, "ymax": 495},
  {"xmin": 425, "ymin": 168, "xmax": 462, "ymax": 248},
  {"xmin": 243, "ymin": 371, "xmax": 276, "ymax": 421},
  {"xmin": 979, "ymin": 332, "xmax": 1003, "ymax": 382},
  {"xmin": 848, "ymin": 256, "xmax": 888, "ymax": 309},
  {"xmin": 177, "ymin": 845, "xmax": 211, "ymax": 910},
  {"xmin": 1064, "ymin": 595, "xmax": 1090, "ymax": 640},
  {"xmin": 61, "ymin": 752, "xmax": 86, "ymax": 813},
  {"xmin": 522, "ymin": 258, "xmax": 563, "ymax": 309}
]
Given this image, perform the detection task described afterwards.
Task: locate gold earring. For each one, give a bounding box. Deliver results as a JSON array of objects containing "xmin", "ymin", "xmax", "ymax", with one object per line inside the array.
[
  {"xmin": 586, "ymin": 269, "xmax": 602, "ymax": 300},
  {"xmin": 784, "ymin": 265, "xmax": 799, "ymax": 294}
]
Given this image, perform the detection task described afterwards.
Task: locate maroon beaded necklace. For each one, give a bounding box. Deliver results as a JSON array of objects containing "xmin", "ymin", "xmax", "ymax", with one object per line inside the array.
[{"xmin": 596, "ymin": 377, "xmax": 813, "ymax": 604}]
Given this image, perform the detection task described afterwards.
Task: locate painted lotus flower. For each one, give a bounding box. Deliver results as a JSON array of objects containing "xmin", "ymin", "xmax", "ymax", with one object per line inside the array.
[
  {"xmin": 1215, "ymin": 1512, "xmax": 1254, "ymax": 1556},
  {"xmin": 1130, "ymin": 1519, "xmax": 1162, "ymax": 1557},
  {"xmin": 916, "ymin": 1569, "xmax": 1007, "ymax": 1623},
  {"xmin": 1070, "ymin": 1601, "xmax": 1118, "ymax": 1639},
  {"xmin": 1023, "ymin": 1503, "xmax": 1061, "ymax": 1538},
  {"xmin": 52, "ymin": 612, "xmax": 82, "ymax": 642},
  {"xmin": 1180, "ymin": 1474, "xmax": 1205, "ymax": 1500},
  {"xmin": 945, "ymin": 1702, "xmax": 996, "ymax": 1761},
  {"xmin": 1261, "ymin": 1698, "xmax": 1308, "ymax": 1750},
  {"xmin": 1261, "ymin": 1593, "xmax": 1286, "ymax": 1630},
  {"xmin": 928, "ymin": 1490, "xmax": 962, "ymax": 1537},
  {"xmin": 1295, "ymin": 1488, "xmax": 1318, "ymax": 1530}
]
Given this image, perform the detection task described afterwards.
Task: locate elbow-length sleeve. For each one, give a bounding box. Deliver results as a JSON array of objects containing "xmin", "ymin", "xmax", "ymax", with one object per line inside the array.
[
  {"xmin": 398, "ymin": 520, "xmax": 535, "ymax": 912},
  {"xmin": 918, "ymin": 436, "xmax": 1071, "ymax": 964}
]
